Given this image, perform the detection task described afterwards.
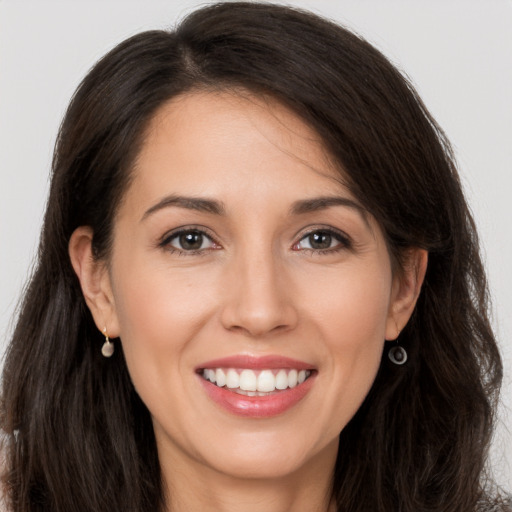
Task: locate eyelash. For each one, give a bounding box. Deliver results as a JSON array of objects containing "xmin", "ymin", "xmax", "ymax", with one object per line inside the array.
[
  {"xmin": 292, "ymin": 227, "xmax": 352, "ymax": 254},
  {"xmin": 159, "ymin": 226, "xmax": 220, "ymax": 256},
  {"xmin": 159, "ymin": 226, "xmax": 352, "ymax": 256}
]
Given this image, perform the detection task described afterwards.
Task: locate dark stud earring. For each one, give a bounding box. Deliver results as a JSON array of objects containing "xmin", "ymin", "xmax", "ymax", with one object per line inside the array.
[{"xmin": 388, "ymin": 345, "xmax": 407, "ymax": 365}]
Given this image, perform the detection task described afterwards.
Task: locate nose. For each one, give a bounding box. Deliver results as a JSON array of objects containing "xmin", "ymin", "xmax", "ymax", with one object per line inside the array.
[{"xmin": 220, "ymin": 247, "xmax": 299, "ymax": 338}]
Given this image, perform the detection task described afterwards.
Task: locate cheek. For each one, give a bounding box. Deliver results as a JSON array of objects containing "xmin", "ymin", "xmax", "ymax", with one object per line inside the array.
[
  {"xmin": 305, "ymin": 260, "xmax": 392, "ymax": 346},
  {"xmin": 109, "ymin": 254, "xmax": 217, "ymax": 393},
  {"xmin": 302, "ymin": 262, "xmax": 391, "ymax": 427},
  {"xmin": 112, "ymin": 246, "xmax": 214, "ymax": 332}
]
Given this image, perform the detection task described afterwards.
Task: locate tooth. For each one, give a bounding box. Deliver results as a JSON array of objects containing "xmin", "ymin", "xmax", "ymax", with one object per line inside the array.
[
  {"xmin": 215, "ymin": 368, "xmax": 226, "ymax": 387},
  {"xmin": 203, "ymin": 369, "xmax": 215, "ymax": 383},
  {"xmin": 288, "ymin": 369, "xmax": 298, "ymax": 388},
  {"xmin": 226, "ymin": 369, "xmax": 240, "ymax": 389},
  {"xmin": 236, "ymin": 389, "xmax": 258, "ymax": 396},
  {"xmin": 210, "ymin": 367, "xmax": 310, "ymax": 391},
  {"xmin": 275, "ymin": 370, "xmax": 288, "ymax": 390},
  {"xmin": 257, "ymin": 370, "xmax": 276, "ymax": 392},
  {"xmin": 239, "ymin": 369, "xmax": 257, "ymax": 391}
]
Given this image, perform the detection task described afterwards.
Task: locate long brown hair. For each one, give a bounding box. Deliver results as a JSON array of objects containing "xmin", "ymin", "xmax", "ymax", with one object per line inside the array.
[{"xmin": 1, "ymin": 3, "xmax": 507, "ymax": 511}]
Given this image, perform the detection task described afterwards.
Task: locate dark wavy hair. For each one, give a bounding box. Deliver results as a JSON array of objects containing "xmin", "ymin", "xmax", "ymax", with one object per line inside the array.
[{"xmin": 1, "ymin": 2, "xmax": 507, "ymax": 511}]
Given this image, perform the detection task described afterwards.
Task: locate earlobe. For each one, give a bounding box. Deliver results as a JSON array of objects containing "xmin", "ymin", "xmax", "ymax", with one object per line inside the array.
[
  {"xmin": 385, "ymin": 248, "xmax": 428, "ymax": 340},
  {"xmin": 68, "ymin": 226, "xmax": 120, "ymax": 337}
]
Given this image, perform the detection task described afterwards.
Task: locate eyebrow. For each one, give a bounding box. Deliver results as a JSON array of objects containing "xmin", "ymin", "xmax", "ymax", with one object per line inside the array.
[
  {"xmin": 141, "ymin": 194, "xmax": 369, "ymax": 224},
  {"xmin": 141, "ymin": 195, "xmax": 226, "ymax": 221},
  {"xmin": 290, "ymin": 196, "xmax": 369, "ymax": 222}
]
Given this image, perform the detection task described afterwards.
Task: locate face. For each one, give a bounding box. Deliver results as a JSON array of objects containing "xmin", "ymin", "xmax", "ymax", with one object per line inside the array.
[{"xmin": 100, "ymin": 91, "xmax": 407, "ymax": 482}]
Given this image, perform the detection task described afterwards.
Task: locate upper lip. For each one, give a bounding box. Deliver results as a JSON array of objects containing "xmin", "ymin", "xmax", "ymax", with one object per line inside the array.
[{"xmin": 196, "ymin": 354, "xmax": 315, "ymax": 371}]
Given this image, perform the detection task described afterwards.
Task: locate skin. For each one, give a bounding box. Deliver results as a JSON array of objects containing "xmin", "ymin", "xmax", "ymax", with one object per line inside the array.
[{"xmin": 70, "ymin": 91, "xmax": 427, "ymax": 512}]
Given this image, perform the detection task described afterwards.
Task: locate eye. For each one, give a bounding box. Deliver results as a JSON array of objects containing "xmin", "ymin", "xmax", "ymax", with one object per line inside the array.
[
  {"xmin": 293, "ymin": 229, "xmax": 350, "ymax": 252},
  {"xmin": 161, "ymin": 229, "xmax": 219, "ymax": 253}
]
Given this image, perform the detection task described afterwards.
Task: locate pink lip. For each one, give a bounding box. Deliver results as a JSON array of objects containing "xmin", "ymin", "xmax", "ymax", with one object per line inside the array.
[
  {"xmin": 196, "ymin": 355, "xmax": 316, "ymax": 418},
  {"xmin": 198, "ymin": 376, "xmax": 316, "ymax": 418},
  {"xmin": 196, "ymin": 354, "xmax": 314, "ymax": 371}
]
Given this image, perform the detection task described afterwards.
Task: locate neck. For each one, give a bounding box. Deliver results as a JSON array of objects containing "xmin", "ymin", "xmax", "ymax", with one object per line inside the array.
[{"xmin": 159, "ymin": 440, "xmax": 338, "ymax": 512}]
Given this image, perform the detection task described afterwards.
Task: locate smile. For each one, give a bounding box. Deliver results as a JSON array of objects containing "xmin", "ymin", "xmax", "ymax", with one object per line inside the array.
[
  {"xmin": 201, "ymin": 368, "xmax": 312, "ymax": 395},
  {"xmin": 197, "ymin": 356, "xmax": 316, "ymax": 418}
]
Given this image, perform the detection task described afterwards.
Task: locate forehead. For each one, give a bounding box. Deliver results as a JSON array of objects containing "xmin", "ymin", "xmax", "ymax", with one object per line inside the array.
[
  {"xmin": 141, "ymin": 90, "xmax": 331, "ymax": 160},
  {"xmin": 122, "ymin": 90, "xmax": 359, "ymax": 220}
]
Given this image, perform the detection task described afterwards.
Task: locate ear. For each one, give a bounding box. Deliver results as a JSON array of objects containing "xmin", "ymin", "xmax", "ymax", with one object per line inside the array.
[
  {"xmin": 385, "ymin": 248, "xmax": 428, "ymax": 340},
  {"xmin": 68, "ymin": 226, "xmax": 120, "ymax": 338}
]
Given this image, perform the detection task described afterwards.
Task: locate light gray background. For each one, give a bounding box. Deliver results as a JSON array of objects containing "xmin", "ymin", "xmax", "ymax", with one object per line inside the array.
[{"xmin": 1, "ymin": 0, "xmax": 511, "ymax": 490}]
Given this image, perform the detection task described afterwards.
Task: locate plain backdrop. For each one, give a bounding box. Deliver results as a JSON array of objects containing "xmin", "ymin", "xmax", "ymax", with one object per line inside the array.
[{"xmin": 1, "ymin": 0, "xmax": 511, "ymax": 490}]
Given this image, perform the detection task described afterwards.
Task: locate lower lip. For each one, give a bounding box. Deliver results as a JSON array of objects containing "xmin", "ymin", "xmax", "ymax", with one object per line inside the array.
[{"xmin": 198, "ymin": 373, "xmax": 316, "ymax": 418}]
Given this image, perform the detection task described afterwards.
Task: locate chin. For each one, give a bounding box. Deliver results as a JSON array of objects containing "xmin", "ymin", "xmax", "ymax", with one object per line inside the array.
[
  {"xmin": 196, "ymin": 430, "xmax": 337, "ymax": 482},
  {"xmin": 208, "ymin": 453, "xmax": 308, "ymax": 481}
]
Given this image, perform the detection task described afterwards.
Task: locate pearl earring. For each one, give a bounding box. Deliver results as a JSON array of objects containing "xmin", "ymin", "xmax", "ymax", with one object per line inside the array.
[{"xmin": 101, "ymin": 328, "xmax": 114, "ymax": 357}]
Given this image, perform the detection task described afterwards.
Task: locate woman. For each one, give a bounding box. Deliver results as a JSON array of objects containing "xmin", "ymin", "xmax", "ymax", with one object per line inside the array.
[{"xmin": 0, "ymin": 2, "xmax": 509, "ymax": 511}]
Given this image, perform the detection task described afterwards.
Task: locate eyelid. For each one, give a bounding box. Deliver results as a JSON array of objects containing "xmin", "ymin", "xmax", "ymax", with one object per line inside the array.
[
  {"xmin": 292, "ymin": 225, "xmax": 352, "ymax": 251},
  {"xmin": 159, "ymin": 225, "xmax": 221, "ymax": 251},
  {"xmin": 157, "ymin": 224, "xmax": 352, "ymax": 255}
]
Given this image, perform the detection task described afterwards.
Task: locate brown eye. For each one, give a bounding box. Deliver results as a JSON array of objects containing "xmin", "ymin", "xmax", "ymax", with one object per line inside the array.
[
  {"xmin": 164, "ymin": 229, "xmax": 217, "ymax": 252},
  {"xmin": 178, "ymin": 231, "xmax": 205, "ymax": 250},
  {"xmin": 307, "ymin": 232, "xmax": 332, "ymax": 250},
  {"xmin": 294, "ymin": 229, "xmax": 350, "ymax": 252}
]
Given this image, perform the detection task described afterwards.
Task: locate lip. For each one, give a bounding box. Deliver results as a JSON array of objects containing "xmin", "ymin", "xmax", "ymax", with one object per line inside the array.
[
  {"xmin": 196, "ymin": 355, "xmax": 316, "ymax": 418},
  {"xmin": 196, "ymin": 354, "xmax": 314, "ymax": 371}
]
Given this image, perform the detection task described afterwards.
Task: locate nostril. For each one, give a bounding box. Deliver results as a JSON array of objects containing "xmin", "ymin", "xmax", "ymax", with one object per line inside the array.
[{"xmin": 220, "ymin": 302, "xmax": 298, "ymax": 338}]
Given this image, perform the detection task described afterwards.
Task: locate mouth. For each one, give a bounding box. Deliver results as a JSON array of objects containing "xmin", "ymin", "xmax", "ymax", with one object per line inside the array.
[
  {"xmin": 196, "ymin": 356, "xmax": 316, "ymax": 418},
  {"xmin": 199, "ymin": 368, "xmax": 313, "ymax": 396}
]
